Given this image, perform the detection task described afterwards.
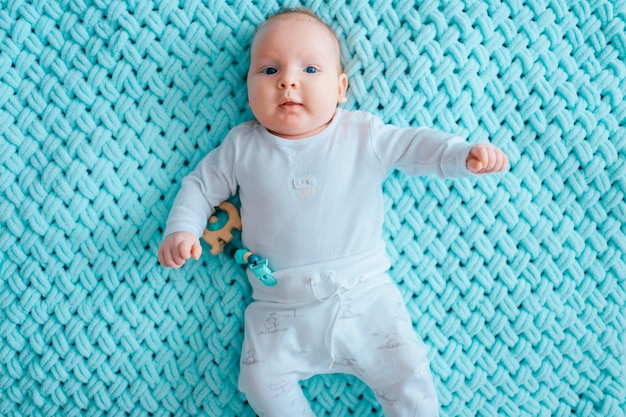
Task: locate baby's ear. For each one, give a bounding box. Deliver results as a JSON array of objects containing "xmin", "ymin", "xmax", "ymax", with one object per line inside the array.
[{"xmin": 337, "ymin": 73, "xmax": 348, "ymax": 104}]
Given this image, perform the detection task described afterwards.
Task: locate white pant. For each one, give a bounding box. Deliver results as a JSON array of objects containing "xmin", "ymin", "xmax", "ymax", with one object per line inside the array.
[{"xmin": 238, "ymin": 252, "xmax": 439, "ymax": 417}]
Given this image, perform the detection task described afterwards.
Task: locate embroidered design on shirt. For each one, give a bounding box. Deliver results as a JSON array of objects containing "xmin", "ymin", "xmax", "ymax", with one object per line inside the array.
[
  {"xmin": 269, "ymin": 378, "xmax": 289, "ymax": 396},
  {"xmin": 260, "ymin": 313, "xmax": 288, "ymax": 334},
  {"xmin": 372, "ymin": 332, "xmax": 404, "ymax": 350},
  {"xmin": 292, "ymin": 175, "xmax": 317, "ymax": 198},
  {"xmin": 241, "ymin": 349, "xmax": 262, "ymax": 365}
]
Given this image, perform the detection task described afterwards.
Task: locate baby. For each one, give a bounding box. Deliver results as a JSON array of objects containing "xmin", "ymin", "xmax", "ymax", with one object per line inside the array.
[{"xmin": 159, "ymin": 7, "xmax": 508, "ymax": 417}]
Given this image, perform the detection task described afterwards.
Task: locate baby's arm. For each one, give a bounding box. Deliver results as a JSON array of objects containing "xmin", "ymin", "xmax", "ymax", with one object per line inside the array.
[
  {"xmin": 466, "ymin": 143, "xmax": 509, "ymax": 174},
  {"xmin": 158, "ymin": 231, "xmax": 203, "ymax": 268}
]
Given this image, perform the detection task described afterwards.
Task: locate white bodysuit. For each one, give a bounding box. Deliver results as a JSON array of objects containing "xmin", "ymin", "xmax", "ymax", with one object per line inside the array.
[{"xmin": 164, "ymin": 109, "xmax": 474, "ymax": 416}]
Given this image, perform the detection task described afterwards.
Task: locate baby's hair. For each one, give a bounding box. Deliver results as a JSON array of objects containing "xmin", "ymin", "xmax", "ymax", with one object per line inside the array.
[
  {"xmin": 262, "ymin": 7, "xmax": 331, "ymax": 31},
  {"xmin": 256, "ymin": 7, "xmax": 345, "ymax": 72}
]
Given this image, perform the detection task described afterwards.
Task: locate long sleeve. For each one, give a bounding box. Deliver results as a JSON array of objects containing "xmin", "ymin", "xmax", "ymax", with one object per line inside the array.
[
  {"xmin": 365, "ymin": 112, "xmax": 474, "ymax": 178},
  {"xmin": 163, "ymin": 132, "xmax": 239, "ymax": 238}
]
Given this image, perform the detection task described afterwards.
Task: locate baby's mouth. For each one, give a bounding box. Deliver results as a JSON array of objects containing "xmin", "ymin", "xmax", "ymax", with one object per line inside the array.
[{"xmin": 280, "ymin": 100, "xmax": 302, "ymax": 107}]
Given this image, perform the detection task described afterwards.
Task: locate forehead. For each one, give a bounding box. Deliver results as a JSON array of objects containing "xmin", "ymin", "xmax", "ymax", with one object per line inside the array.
[{"xmin": 251, "ymin": 13, "xmax": 339, "ymax": 55}]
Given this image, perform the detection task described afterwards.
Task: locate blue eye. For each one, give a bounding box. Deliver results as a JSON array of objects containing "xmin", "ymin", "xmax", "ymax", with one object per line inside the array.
[
  {"xmin": 304, "ymin": 66, "xmax": 317, "ymax": 74},
  {"xmin": 263, "ymin": 67, "xmax": 277, "ymax": 75}
]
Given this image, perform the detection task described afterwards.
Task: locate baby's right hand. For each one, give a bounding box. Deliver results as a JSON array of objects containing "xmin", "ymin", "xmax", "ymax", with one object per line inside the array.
[{"xmin": 158, "ymin": 231, "xmax": 202, "ymax": 268}]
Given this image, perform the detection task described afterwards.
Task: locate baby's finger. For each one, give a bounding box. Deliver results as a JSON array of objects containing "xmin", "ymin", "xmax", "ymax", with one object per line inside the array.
[
  {"xmin": 467, "ymin": 159, "xmax": 483, "ymax": 173},
  {"xmin": 468, "ymin": 145, "xmax": 488, "ymax": 173},
  {"xmin": 491, "ymin": 149, "xmax": 508, "ymax": 172},
  {"xmin": 160, "ymin": 248, "xmax": 180, "ymax": 268},
  {"xmin": 157, "ymin": 247, "xmax": 167, "ymax": 266},
  {"xmin": 497, "ymin": 154, "xmax": 508, "ymax": 172},
  {"xmin": 484, "ymin": 147, "xmax": 499, "ymax": 172},
  {"xmin": 191, "ymin": 240, "xmax": 203, "ymax": 260},
  {"xmin": 173, "ymin": 240, "xmax": 191, "ymax": 264}
]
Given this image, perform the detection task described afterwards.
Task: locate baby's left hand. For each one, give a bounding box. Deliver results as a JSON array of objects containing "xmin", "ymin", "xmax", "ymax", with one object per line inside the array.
[{"xmin": 466, "ymin": 143, "xmax": 509, "ymax": 174}]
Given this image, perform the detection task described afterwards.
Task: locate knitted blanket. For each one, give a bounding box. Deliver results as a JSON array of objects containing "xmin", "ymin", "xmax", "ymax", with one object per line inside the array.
[{"xmin": 1, "ymin": 0, "xmax": 624, "ymax": 416}]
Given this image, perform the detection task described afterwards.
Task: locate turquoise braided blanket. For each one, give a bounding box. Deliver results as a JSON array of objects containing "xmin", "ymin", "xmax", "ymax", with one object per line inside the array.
[{"xmin": 1, "ymin": 0, "xmax": 625, "ymax": 416}]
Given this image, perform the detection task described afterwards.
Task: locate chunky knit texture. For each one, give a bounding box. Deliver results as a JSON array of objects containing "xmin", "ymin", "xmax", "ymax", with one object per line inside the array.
[{"xmin": 1, "ymin": 0, "xmax": 625, "ymax": 416}]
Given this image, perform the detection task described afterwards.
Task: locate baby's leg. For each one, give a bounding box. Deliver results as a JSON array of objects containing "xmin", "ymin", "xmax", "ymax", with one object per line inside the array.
[
  {"xmin": 334, "ymin": 277, "xmax": 439, "ymax": 417},
  {"xmin": 239, "ymin": 370, "xmax": 314, "ymax": 417},
  {"xmin": 365, "ymin": 353, "xmax": 439, "ymax": 417},
  {"xmin": 238, "ymin": 300, "xmax": 331, "ymax": 417}
]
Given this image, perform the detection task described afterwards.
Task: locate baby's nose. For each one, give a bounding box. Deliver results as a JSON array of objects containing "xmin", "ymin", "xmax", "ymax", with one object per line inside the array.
[{"xmin": 278, "ymin": 71, "xmax": 298, "ymax": 88}]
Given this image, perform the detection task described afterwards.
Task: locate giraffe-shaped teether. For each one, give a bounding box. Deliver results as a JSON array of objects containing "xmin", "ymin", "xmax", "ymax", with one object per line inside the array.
[{"xmin": 202, "ymin": 201, "xmax": 242, "ymax": 255}]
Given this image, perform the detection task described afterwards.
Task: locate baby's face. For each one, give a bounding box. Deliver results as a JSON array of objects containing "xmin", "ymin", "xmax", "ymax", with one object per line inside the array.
[{"xmin": 247, "ymin": 14, "xmax": 348, "ymax": 139}]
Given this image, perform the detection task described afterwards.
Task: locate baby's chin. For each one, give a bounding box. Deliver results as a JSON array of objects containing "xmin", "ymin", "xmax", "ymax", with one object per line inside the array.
[
  {"xmin": 268, "ymin": 129, "xmax": 316, "ymax": 140},
  {"xmin": 268, "ymin": 122, "xmax": 332, "ymax": 140}
]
